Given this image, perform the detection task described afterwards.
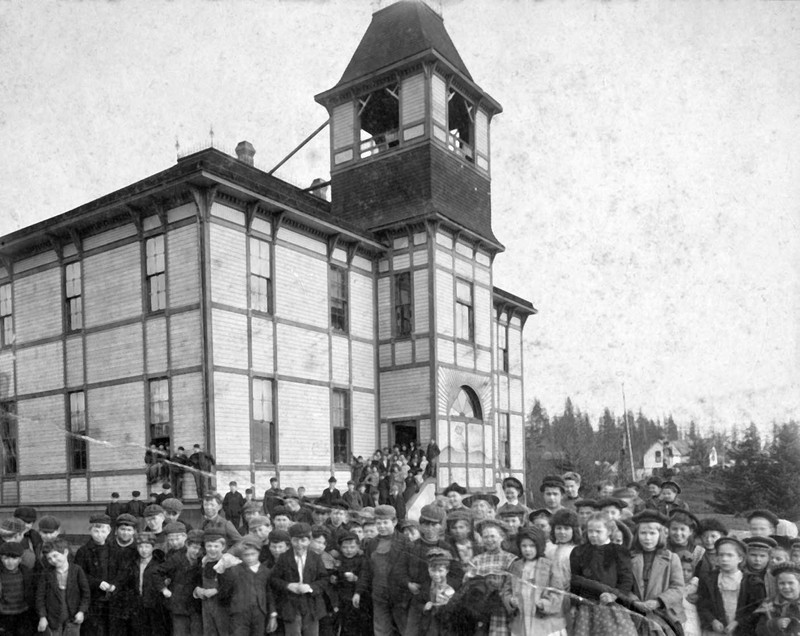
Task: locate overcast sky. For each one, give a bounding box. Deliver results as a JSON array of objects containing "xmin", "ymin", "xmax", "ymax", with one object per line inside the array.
[{"xmin": 1, "ymin": 0, "xmax": 798, "ymax": 433}]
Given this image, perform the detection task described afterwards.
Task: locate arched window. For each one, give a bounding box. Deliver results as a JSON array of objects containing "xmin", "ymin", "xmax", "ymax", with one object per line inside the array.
[{"xmin": 449, "ymin": 386, "xmax": 482, "ymax": 420}]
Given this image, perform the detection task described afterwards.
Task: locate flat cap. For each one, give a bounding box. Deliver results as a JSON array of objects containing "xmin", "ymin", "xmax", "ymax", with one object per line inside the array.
[
  {"xmin": 115, "ymin": 513, "xmax": 138, "ymax": 528},
  {"xmin": 0, "ymin": 542, "xmax": 24, "ymax": 557},
  {"xmin": 660, "ymin": 480, "xmax": 681, "ymax": 494},
  {"xmin": 497, "ymin": 504, "xmax": 528, "ymax": 519},
  {"xmin": 539, "ymin": 475, "xmax": 566, "ymax": 492},
  {"xmin": 743, "ymin": 535, "xmax": 778, "ymax": 551},
  {"xmin": 161, "ymin": 498, "xmax": 184, "ymax": 513},
  {"xmin": 135, "ymin": 532, "xmax": 157, "ymax": 545},
  {"xmin": 186, "ymin": 529, "xmax": 205, "ymax": 544},
  {"xmin": 574, "ymin": 498, "xmax": 600, "ymax": 509},
  {"xmin": 13, "ymin": 507, "xmax": 37, "ymax": 523},
  {"xmin": 38, "ymin": 516, "xmax": 61, "ymax": 532},
  {"xmin": 426, "ymin": 546, "xmax": 453, "ymax": 566},
  {"xmin": 374, "ymin": 505, "xmax": 397, "ymax": 520},
  {"xmin": 269, "ymin": 529, "xmax": 291, "ymax": 545},
  {"xmin": 88, "ymin": 514, "xmax": 111, "ymax": 526},
  {"xmin": 143, "ymin": 505, "xmax": 164, "ymax": 518},
  {"xmin": 202, "ymin": 492, "xmax": 223, "ymax": 505},
  {"xmin": 202, "ymin": 529, "xmax": 226, "ymax": 543},
  {"xmin": 475, "ymin": 518, "xmax": 510, "ymax": 535},
  {"xmin": 164, "ymin": 522, "xmax": 187, "ymax": 535},
  {"xmin": 248, "ymin": 516, "xmax": 271, "ymax": 529},
  {"xmin": 419, "ymin": 503, "xmax": 447, "ymax": 525},
  {"xmin": 289, "ymin": 522, "xmax": 312, "ymax": 538}
]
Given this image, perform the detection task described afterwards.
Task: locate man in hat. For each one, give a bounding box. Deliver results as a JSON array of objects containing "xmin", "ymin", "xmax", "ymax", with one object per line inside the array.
[
  {"xmin": 13, "ymin": 506, "xmax": 42, "ymax": 566},
  {"xmin": 188, "ymin": 443, "xmax": 215, "ymax": 499},
  {"xmin": 270, "ymin": 522, "xmax": 328, "ymax": 636},
  {"xmin": 424, "ymin": 437, "xmax": 440, "ymax": 478},
  {"xmin": 342, "ymin": 480, "xmax": 363, "ymax": 511},
  {"xmin": 540, "ymin": 475, "xmax": 566, "ymax": 514},
  {"xmin": 169, "ymin": 445, "xmax": 189, "ymax": 499},
  {"xmin": 562, "ymin": 472, "xmax": 582, "ymax": 509},
  {"xmin": 353, "ymin": 504, "xmax": 413, "ymax": 635},
  {"xmin": 104, "ymin": 494, "xmax": 123, "ymax": 525},
  {"xmin": 200, "ymin": 492, "xmax": 242, "ymax": 544},
  {"xmin": 154, "ymin": 481, "xmax": 173, "ymax": 505},
  {"xmin": 0, "ymin": 540, "xmax": 35, "ymax": 634},
  {"xmin": 403, "ymin": 468, "xmax": 424, "ymax": 504},
  {"xmin": 74, "ymin": 512, "xmax": 114, "ymax": 636},
  {"xmin": 222, "ymin": 481, "xmax": 245, "ymax": 529},
  {"xmin": 263, "ymin": 476, "xmax": 283, "ymax": 517},
  {"xmin": 443, "ymin": 483, "xmax": 468, "ymax": 517},
  {"xmin": 318, "ymin": 476, "xmax": 341, "ymax": 507},
  {"xmin": 498, "ymin": 476, "xmax": 529, "ymax": 517},
  {"xmin": 127, "ymin": 490, "xmax": 145, "ymax": 520},
  {"xmin": 283, "ymin": 488, "xmax": 314, "ymax": 525}
]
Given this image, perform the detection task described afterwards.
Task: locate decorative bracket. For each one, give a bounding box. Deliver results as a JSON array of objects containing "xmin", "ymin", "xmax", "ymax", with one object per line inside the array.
[
  {"xmin": 327, "ymin": 233, "xmax": 341, "ymax": 260},
  {"xmin": 271, "ymin": 211, "xmax": 285, "ymax": 237},
  {"xmin": 67, "ymin": 228, "xmax": 83, "ymax": 257},
  {"xmin": 346, "ymin": 242, "xmax": 358, "ymax": 267},
  {"xmin": 45, "ymin": 233, "xmax": 64, "ymax": 262},
  {"xmin": 189, "ymin": 185, "xmax": 218, "ymax": 220}
]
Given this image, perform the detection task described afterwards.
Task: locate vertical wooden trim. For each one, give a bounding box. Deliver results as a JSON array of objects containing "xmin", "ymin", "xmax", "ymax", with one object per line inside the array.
[
  {"xmin": 244, "ymin": 232, "xmax": 256, "ymax": 487},
  {"xmin": 426, "ymin": 221, "xmax": 439, "ymax": 482},
  {"xmin": 371, "ymin": 252, "xmax": 381, "ymax": 460},
  {"xmin": 271, "ymin": 216, "xmax": 281, "ymax": 481}
]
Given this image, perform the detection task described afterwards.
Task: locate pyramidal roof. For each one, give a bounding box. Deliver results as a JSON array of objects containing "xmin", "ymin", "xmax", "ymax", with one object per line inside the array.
[{"xmin": 333, "ymin": 1, "xmax": 472, "ymax": 90}]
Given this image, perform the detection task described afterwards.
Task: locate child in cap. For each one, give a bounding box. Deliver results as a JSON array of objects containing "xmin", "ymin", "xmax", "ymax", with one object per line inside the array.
[
  {"xmin": 104, "ymin": 493, "xmax": 123, "ymax": 524},
  {"xmin": 36, "ymin": 516, "xmax": 62, "ymax": 570},
  {"xmin": 37, "ymin": 538, "xmax": 90, "ymax": 635},
  {"xmin": 309, "ymin": 525, "xmax": 339, "ymax": 635},
  {"xmin": 129, "ymin": 532, "xmax": 168, "ymax": 635},
  {"xmin": 223, "ymin": 536, "xmax": 278, "ymax": 636},
  {"xmin": 158, "ymin": 529, "xmax": 203, "ymax": 636},
  {"xmin": 695, "ymin": 517, "xmax": 728, "ymax": 580},
  {"xmin": 222, "ymin": 481, "xmax": 245, "ymax": 529},
  {"xmin": 193, "ymin": 529, "xmax": 230, "ymax": 635},
  {"xmin": 265, "ymin": 529, "xmax": 291, "ymax": 569},
  {"xmin": 73, "ymin": 513, "xmax": 113, "ymax": 635},
  {"xmin": 656, "ymin": 480, "xmax": 688, "ymax": 517},
  {"xmin": 107, "ymin": 513, "xmax": 140, "ymax": 633},
  {"xmin": 13, "ymin": 506, "xmax": 41, "ymax": 570},
  {"xmin": 667, "ymin": 509, "xmax": 704, "ymax": 568},
  {"xmin": 422, "ymin": 547, "xmax": 456, "ymax": 634},
  {"xmin": 127, "ymin": 490, "xmax": 145, "ymax": 519},
  {"xmin": 164, "ymin": 522, "xmax": 188, "ymax": 554},
  {"xmin": 334, "ymin": 531, "xmax": 369, "ymax": 636},
  {"xmin": 0, "ymin": 541, "xmax": 35, "ymax": 635},
  {"xmin": 755, "ymin": 562, "xmax": 800, "ymax": 635}
]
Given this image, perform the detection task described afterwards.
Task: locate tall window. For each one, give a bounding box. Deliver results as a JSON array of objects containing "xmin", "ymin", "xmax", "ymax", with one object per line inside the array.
[
  {"xmin": 499, "ymin": 412, "xmax": 511, "ymax": 469},
  {"xmin": 148, "ymin": 378, "xmax": 170, "ymax": 441},
  {"xmin": 0, "ymin": 284, "xmax": 12, "ymax": 348},
  {"xmin": 332, "ymin": 389, "xmax": 350, "ymax": 464},
  {"xmin": 497, "ymin": 321, "xmax": 509, "ymax": 372},
  {"xmin": 252, "ymin": 378, "xmax": 276, "ymax": 464},
  {"xmin": 329, "ymin": 266, "xmax": 348, "ymax": 333},
  {"xmin": 456, "ymin": 279, "xmax": 474, "ymax": 341},
  {"xmin": 249, "ymin": 238, "xmax": 272, "ymax": 313},
  {"xmin": 145, "ymin": 235, "xmax": 166, "ymax": 312},
  {"xmin": 0, "ymin": 401, "xmax": 17, "ymax": 476},
  {"xmin": 65, "ymin": 262, "xmax": 82, "ymax": 331},
  {"xmin": 68, "ymin": 391, "xmax": 87, "ymax": 471},
  {"xmin": 394, "ymin": 272, "xmax": 412, "ymax": 337}
]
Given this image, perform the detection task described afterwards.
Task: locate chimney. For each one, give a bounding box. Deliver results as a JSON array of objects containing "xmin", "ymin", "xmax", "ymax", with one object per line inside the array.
[
  {"xmin": 235, "ymin": 140, "xmax": 255, "ymax": 166},
  {"xmin": 309, "ymin": 178, "xmax": 329, "ymax": 201}
]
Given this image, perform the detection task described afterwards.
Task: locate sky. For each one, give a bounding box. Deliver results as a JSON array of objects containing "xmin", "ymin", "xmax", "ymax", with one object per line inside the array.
[{"xmin": 0, "ymin": 0, "xmax": 798, "ymax": 433}]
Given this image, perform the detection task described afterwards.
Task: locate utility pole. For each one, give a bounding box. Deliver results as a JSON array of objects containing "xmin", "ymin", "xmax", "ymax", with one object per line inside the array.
[{"xmin": 622, "ymin": 383, "xmax": 636, "ymax": 480}]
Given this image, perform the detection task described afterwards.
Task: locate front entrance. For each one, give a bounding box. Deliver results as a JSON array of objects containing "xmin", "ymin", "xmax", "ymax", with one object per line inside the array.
[{"xmin": 392, "ymin": 421, "xmax": 418, "ymax": 450}]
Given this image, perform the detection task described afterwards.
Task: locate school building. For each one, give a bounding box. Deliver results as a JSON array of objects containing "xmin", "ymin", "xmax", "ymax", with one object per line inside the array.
[{"xmin": 0, "ymin": 0, "xmax": 535, "ymax": 508}]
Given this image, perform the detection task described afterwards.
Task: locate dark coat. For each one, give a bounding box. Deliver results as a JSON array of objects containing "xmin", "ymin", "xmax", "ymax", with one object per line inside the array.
[
  {"xmin": 356, "ymin": 531, "xmax": 412, "ymax": 606},
  {"xmin": 316, "ymin": 488, "xmax": 341, "ymax": 507},
  {"xmin": 0, "ymin": 563, "xmax": 36, "ymax": 610},
  {"xmin": 570, "ymin": 542, "xmax": 634, "ymax": 602},
  {"xmin": 270, "ymin": 549, "xmax": 328, "ymax": 622},
  {"xmin": 129, "ymin": 557, "xmax": 167, "ymax": 609},
  {"xmin": 222, "ymin": 491, "xmax": 245, "ymax": 517},
  {"xmin": 223, "ymin": 562, "xmax": 274, "ymax": 617},
  {"xmin": 156, "ymin": 548, "xmax": 201, "ymax": 616},
  {"xmin": 697, "ymin": 569, "xmax": 766, "ymax": 635},
  {"xmin": 36, "ymin": 564, "xmax": 91, "ymax": 628},
  {"xmin": 74, "ymin": 539, "xmax": 112, "ymax": 605}
]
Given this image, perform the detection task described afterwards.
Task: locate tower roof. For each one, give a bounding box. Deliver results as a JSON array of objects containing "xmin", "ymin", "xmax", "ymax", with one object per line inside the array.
[{"xmin": 333, "ymin": 1, "xmax": 472, "ymax": 91}]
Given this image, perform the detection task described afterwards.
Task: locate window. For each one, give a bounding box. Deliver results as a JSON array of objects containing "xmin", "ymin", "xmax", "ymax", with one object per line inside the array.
[
  {"xmin": 252, "ymin": 378, "xmax": 276, "ymax": 464},
  {"xmin": 332, "ymin": 389, "xmax": 350, "ymax": 464},
  {"xmin": 329, "ymin": 266, "xmax": 348, "ymax": 333},
  {"xmin": 68, "ymin": 392, "xmax": 87, "ymax": 471},
  {"xmin": 448, "ymin": 89, "xmax": 474, "ymax": 160},
  {"xmin": 65, "ymin": 262, "xmax": 82, "ymax": 331},
  {"xmin": 498, "ymin": 321, "xmax": 509, "ymax": 372},
  {"xmin": 499, "ymin": 412, "xmax": 511, "ymax": 469},
  {"xmin": 249, "ymin": 238, "xmax": 272, "ymax": 313},
  {"xmin": 0, "ymin": 401, "xmax": 17, "ymax": 476},
  {"xmin": 0, "ymin": 284, "xmax": 12, "ymax": 348},
  {"xmin": 394, "ymin": 272, "xmax": 412, "ymax": 337},
  {"xmin": 359, "ymin": 84, "xmax": 400, "ymax": 158},
  {"xmin": 449, "ymin": 386, "xmax": 482, "ymax": 420},
  {"xmin": 148, "ymin": 378, "xmax": 170, "ymax": 441},
  {"xmin": 456, "ymin": 279, "xmax": 474, "ymax": 341},
  {"xmin": 145, "ymin": 235, "xmax": 166, "ymax": 312},
  {"xmin": 654, "ymin": 450, "xmax": 662, "ymax": 464}
]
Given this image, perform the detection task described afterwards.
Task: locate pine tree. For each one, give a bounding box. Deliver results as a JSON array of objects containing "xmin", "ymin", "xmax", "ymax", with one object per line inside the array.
[
  {"xmin": 711, "ymin": 423, "xmax": 770, "ymax": 514},
  {"xmin": 767, "ymin": 422, "xmax": 800, "ymax": 519}
]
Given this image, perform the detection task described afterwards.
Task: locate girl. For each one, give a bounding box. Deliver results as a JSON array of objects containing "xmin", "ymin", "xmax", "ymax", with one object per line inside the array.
[
  {"xmin": 447, "ymin": 510, "xmax": 481, "ymax": 566},
  {"xmin": 695, "ymin": 518, "xmax": 728, "ymax": 580},
  {"xmin": 464, "ymin": 519, "xmax": 516, "ymax": 635},
  {"xmin": 550, "ymin": 509, "xmax": 581, "ymax": 632},
  {"xmin": 629, "ymin": 510, "xmax": 685, "ymax": 634},
  {"xmin": 502, "ymin": 526, "xmax": 568, "ymax": 636},
  {"xmin": 681, "ymin": 552, "xmax": 702, "ymax": 636},
  {"xmin": 569, "ymin": 511, "xmax": 638, "ymax": 636},
  {"xmin": 667, "ymin": 509, "xmax": 705, "ymax": 569}
]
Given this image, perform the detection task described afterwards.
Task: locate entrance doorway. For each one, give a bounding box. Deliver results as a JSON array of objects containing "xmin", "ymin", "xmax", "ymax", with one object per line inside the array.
[{"xmin": 392, "ymin": 421, "xmax": 418, "ymax": 450}]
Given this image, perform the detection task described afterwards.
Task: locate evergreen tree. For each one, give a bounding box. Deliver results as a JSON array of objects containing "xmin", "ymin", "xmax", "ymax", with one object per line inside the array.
[
  {"xmin": 766, "ymin": 422, "xmax": 800, "ymax": 519},
  {"xmin": 665, "ymin": 414, "xmax": 679, "ymax": 440},
  {"xmin": 711, "ymin": 423, "xmax": 770, "ymax": 514}
]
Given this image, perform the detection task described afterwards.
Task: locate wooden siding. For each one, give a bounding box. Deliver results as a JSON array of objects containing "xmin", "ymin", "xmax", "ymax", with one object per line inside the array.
[
  {"xmin": 167, "ymin": 224, "xmax": 200, "ymax": 308},
  {"xmin": 415, "ymin": 338, "xmax": 430, "ymax": 363},
  {"xmin": 210, "ymin": 202, "xmax": 245, "ymax": 226},
  {"xmin": 279, "ymin": 228, "xmax": 326, "ymax": 256},
  {"xmin": 86, "ymin": 324, "xmax": 143, "ymax": 384},
  {"xmin": 211, "ymin": 309, "xmax": 248, "ymax": 370},
  {"xmin": 170, "ymin": 311, "xmax": 201, "ymax": 369},
  {"xmin": 437, "ymin": 337, "xmax": 454, "ymax": 365},
  {"xmin": 14, "ymin": 249, "xmax": 56, "ymax": 274},
  {"xmin": 276, "ymin": 324, "xmax": 329, "ymax": 382},
  {"xmin": 509, "ymin": 325, "xmax": 522, "ymax": 375},
  {"xmin": 413, "ymin": 270, "xmax": 429, "ymax": 333},
  {"xmin": 14, "ymin": 268, "xmax": 62, "ymax": 344},
  {"xmin": 331, "ymin": 247, "xmax": 347, "ymax": 264},
  {"xmin": 455, "ymin": 241, "xmax": 472, "ymax": 258},
  {"xmin": 475, "ymin": 285, "xmax": 492, "ymax": 348},
  {"xmin": 475, "ymin": 265, "xmax": 490, "ymax": 286},
  {"xmin": 510, "ymin": 378, "xmax": 523, "ymax": 412},
  {"xmin": 402, "ymin": 73, "xmax": 425, "ymax": 125},
  {"xmin": 435, "ymin": 270, "xmax": 454, "ymax": 336},
  {"xmin": 498, "ymin": 375, "xmax": 509, "ymax": 411},
  {"xmin": 0, "ymin": 351, "xmax": 14, "ymax": 399},
  {"xmin": 274, "ymin": 244, "xmax": 328, "ymax": 329},
  {"xmin": 145, "ymin": 317, "xmax": 168, "ymax": 375},
  {"xmin": 143, "ymin": 215, "xmax": 160, "ymax": 232},
  {"xmin": 209, "ymin": 224, "xmax": 247, "ymax": 308},
  {"xmin": 171, "ymin": 372, "xmax": 204, "ymax": 450},
  {"xmin": 476, "ymin": 108, "xmax": 489, "ymax": 156},
  {"xmin": 251, "ymin": 217, "xmax": 272, "ymax": 237},
  {"xmin": 20, "ymin": 479, "xmax": 68, "ymax": 504},
  {"xmin": 435, "ymin": 249, "xmax": 453, "ymax": 269},
  {"xmin": 277, "ymin": 382, "xmax": 329, "ymax": 466},
  {"xmin": 250, "ymin": 317, "xmax": 274, "ymax": 375},
  {"xmin": 436, "ymin": 230, "xmax": 453, "ymax": 250},
  {"xmin": 379, "ymin": 367, "xmax": 430, "ymax": 418},
  {"xmin": 70, "ymin": 477, "xmax": 88, "ymax": 502},
  {"xmin": 510, "ymin": 413, "xmax": 524, "ymax": 469},
  {"xmin": 83, "ymin": 223, "xmax": 138, "ymax": 252},
  {"xmin": 84, "ymin": 243, "xmax": 141, "ymax": 328},
  {"xmin": 352, "ymin": 254, "xmax": 372, "ymax": 272},
  {"xmin": 16, "ymin": 341, "xmax": 63, "ymax": 395},
  {"xmin": 333, "ymin": 102, "xmax": 355, "ymax": 150},
  {"xmin": 431, "ymin": 74, "xmax": 446, "ymax": 126},
  {"xmin": 455, "ymin": 256, "xmax": 472, "ymax": 278},
  {"xmin": 350, "ymin": 271, "xmax": 374, "ymax": 340},
  {"xmin": 413, "ymin": 249, "xmax": 428, "ymax": 267},
  {"xmin": 378, "ymin": 344, "xmax": 391, "ymax": 368},
  {"xmin": 352, "ymin": 390, "xmax": 376, "ymax": 457},
  {"xmin": 476, "ymin": 250, "xmax": 491, "ymax": 267},
  {"xmin": 393, "ymin": 253, "xmax": 410, "ymax": 270},
  {"xmin": 17, "ymin": 394, "xmax": 67, "ymax": 475},
  {"xmin": 167, "ymin": 202, "xmax": 196, "ymax": 224},
  {"xmin": 419, "ymin": 418, "xmax": 431, "ymax": 446},
  {"xmin": 65, "ymin": 337, "xmax": 83, "ymax": 388},
  {"xmin": 331, "ymin": 334, "xmax": 350, "ymax": 385},
  {"xmin": 88, "ymin": 382, "xmax": 145, "ymax": 472},
  {"xmin": 351, "ymin": 341, "xmax": 374, "ymax": 390},
  {"xmin": 456, "ymin": 343, "xmax": 474, "ymax": 369},
  {"xmin": 476, "ymin": 347, "xmax": 491, "ymax": 373},
  {"xmin": 377, "ymin": 277, "xmax": 391, "ymax": 340},
  {"xmin": 213, "ymin": 372, "xmax": 250, "ymax": 465},
  {"xmin": 395, "ymin": 340, "xmax": 412, "ymax": 365}
]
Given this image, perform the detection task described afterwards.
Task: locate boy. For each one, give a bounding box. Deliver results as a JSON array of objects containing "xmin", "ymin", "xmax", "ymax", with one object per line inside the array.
[
  {"xmin": 222, "ymin": 481, "xmax": 245, "ymax": 529},
  {"xmin": 539, "ymin": 475, "xmax": 566, "ymax": 514},
  {"xmin": 155, "ymin": 482, "xmax": 173, "ymax": 505},
  {"xmin": 126, "ymin": 490, "xmax": 145, "ymax": 521},
  {"xmin": 309, "ymin": 525, "xmax": 338, "ymax": 635},
  {"xmin": 318, "ymin": 477, "xmax": 341, "ymax": 506},
  {"xmin": 14, "ymin": 506, "xmax": 42, "ymax": 569},
  {"xmin": 104, "ymin": 493, "xmax": 123, "ymax": 524},
  {"xmin": 108, "ymin": 513, "xmax": 139, "ymax": 633},
  {"xmin": 574, "ymin": 498, "xmax": 599, "ymax": 527},
  {"xmin": 342, "ymin": 480, "xmax": 363, "ymax": 511},
  {"xmin": 265, "ymin": 529, "xmax": 291, "ymax": 568},
  {"xmin": 74, "ymin": 512, "xmax": 113, "ymax": 636},
  {"xmin": 748, "ymin": 509, "xmax": 780, "ymax": 538},
  {"xmin": 246, "ymin": 515, "xmax": 272, "ymax": 563},
  {"xmin": 224, "ymin": 536, "xmax": 278, "ymax": 636},
  {"xmin": 162, "ymin": 497, "xmax": 193, "ymax": 532},
  {"xmin": 193, "ymin": 529, "xmax": 229, "ymax": 635},
  {"xmin": 353, "ymin": 504, "xmax": 412, "ymax": 635},
  {"xmin": 37, "ymin": 538, "xmax": 90, "ymax": 635},
  {"xmin": 270, "ymin": 522, "xmax": 328, "ymax": 635},
  {"xmin": 158, "ymin": 528, "xmax": 203, "ymax": 636},
  {"xmin": 38, "ymin": 516, "xmax": 61, "ymax": 544},
  {"xmin": 334, "ymin": 531, "xmax": 369, "ymax": 635},
  {"xmin": 657, "ymin": 480, "xmax": 688, "ymax": 516},
  {"xmin": 422, "ymin": 547, "xmax": 456, "ymax": 634},
  {"xmin": 326, "ymin": 500, "xmax": 351, "ymax": 549},
  {"xmin": 756, "ymin": 562, "xmax": 800, "ymax": 634},
  {"xmin": 745, "ymin": 536, "xmax": 778, "ymax": 578},
  {"xmin": 239, "ymin": 501, "xmax": 262, "ymax": 536},
  {"xmin": 164, "ymin": 521, "xmax": 188, "ymax": 555},
  {"xmin": 498, "ymin": 504, "xmax": 527, "ymax": 555},
  {"xmin": 362, "ymin": 518, "xmax": 378, "ymax": 541},
  {"xmin": 0, "ymin": 541, "xmax": 35, "ymax": 635},
  {"xmin": 401, "ymin": 519, "xmax": 421, "ymax": 543},
  {"xmin": 272, "ymin": 506, "xmax": 293, "ymax": 533},
  {"xmin": 200, "ymin": 492, "xmax": 242, "ymax": 544},
  {"xmin": 696, "ymin": 517, "xmax": 729, "ymax": 579},
  {"xmin": 130, "ymin": 532, "xmax": 168, "ymax": 635}
]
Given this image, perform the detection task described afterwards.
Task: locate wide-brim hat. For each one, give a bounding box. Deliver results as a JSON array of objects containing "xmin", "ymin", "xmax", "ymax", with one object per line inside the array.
[
  {"xmin": 539, "ymin": 475, "xmax": 566, "ymax": 493},
  {"xmin": 502, "ymin": 477, "xmax": 524, "ymax": 496},
  {"xmin": 667, "ymin": 508, "xmax": 700, "ymax": 530},
  {"xmin": 475, "ymin": 518, "xmax": 510, "ymax": 535},
  {"xmin": 443, "ymin": 482, "xmax": 468, "ymax": 496},
  {"xmin": 528, "ymin": 508, "xmax": 553, "ymax": 523},
  {"xmin": 746, "ymin": 509, "xmax": 780, "ymax": 528},
  {"xmin": 660, "ymin": 480, "xmax": 681, "ymax": 494},
  {"xmin": 632, "ymin": 510, "xmax": 669, "ymax": 526},
  {"xmin": 597, "ymin": 497, "xmax": 628, "ymax": 511},
  {"xmin": 574, "ymin": 498, "xmax": 600, "ymax": 510},
  {"xmin": 463, "ymin": 493, "xmax": 499, "ymax": 508}
]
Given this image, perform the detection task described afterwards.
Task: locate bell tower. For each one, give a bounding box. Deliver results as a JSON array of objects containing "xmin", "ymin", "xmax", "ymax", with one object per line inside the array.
[{"xmin": 315, "ymin": 0, "xmax": 503, "ymax": 245}]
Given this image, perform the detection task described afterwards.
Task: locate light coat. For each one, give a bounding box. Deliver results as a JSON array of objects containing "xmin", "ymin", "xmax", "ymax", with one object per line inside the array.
[{"xmin": 631, "ymin": 549, "xmax": 686, "ymax": 624}]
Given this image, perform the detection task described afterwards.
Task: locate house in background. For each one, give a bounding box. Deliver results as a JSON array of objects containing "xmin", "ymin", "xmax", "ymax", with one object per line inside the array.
[
  {"xmin": 642, "ymin": 439, "xmax": 692, "ymax": 474},
  {"xmin": 0, "ymin": 0, "xmax": 535, "ymax": 509}
]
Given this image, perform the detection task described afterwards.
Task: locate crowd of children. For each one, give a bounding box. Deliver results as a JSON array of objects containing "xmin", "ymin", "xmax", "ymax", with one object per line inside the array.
[{"xmin": 0, "ymin": 468, "xmax": 798, "ymax": 635}]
